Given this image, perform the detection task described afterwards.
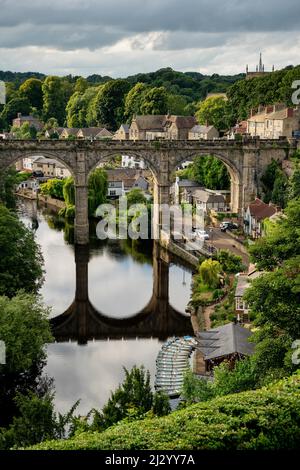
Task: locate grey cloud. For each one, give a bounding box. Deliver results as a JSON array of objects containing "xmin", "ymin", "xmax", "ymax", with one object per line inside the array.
[{"xmin": 0, "ymin": 0, "xmax": 300, "ymax": 51}]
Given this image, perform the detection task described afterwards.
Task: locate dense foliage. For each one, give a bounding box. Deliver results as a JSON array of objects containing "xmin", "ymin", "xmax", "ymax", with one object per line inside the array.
[
  {"xmin": 91, "ymin": 366, "xmax": 170, "ymax": 432},
  {"xmin": 0, "ymin": 204, "xmax": 44, "ymax": 297},
  {"xmin": 0, "ymin": 293, "xmax": 53, "ymax": 432},
  {"xmin": 177, "ymin": 155, "xmax": 230, "ymax": 190},
  {"xmin": 30, "ymin": 373, "xmax": 300, "ymax": 450}
]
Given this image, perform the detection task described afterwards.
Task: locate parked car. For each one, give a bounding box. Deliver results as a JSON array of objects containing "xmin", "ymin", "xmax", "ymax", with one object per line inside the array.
[
  {"xmin": 220, "ymin": 221, "xmax": 239, "ymax": 232},
  {"xmin": 32, "ymin": 170, "xmax": 44, "ymax": 178},
  {"xmin": 194, "ymin": 229, "xmax": 210, "ymax": 240}
]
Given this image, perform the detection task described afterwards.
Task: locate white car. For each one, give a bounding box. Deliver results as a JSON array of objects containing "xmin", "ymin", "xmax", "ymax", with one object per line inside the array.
[{"xmin": 194, "ymin": 229, "xmax": 210, "ymax": 240}]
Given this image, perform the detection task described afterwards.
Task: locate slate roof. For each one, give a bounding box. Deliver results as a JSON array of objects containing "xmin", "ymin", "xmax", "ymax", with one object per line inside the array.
[
  {"xmin": 191, "ymin": 188, "xmax": 225, "ymax": 203},
  {"xmin": 178, "ymin": 179, "xmax": 201, "ymax": 188},
  {"xmin": 196, "ymin": 323, "xmax": 255, "ymax": 360},
  {"xmin": 190, "ymin": 125, "xmax": 215, "ymax": 134}
]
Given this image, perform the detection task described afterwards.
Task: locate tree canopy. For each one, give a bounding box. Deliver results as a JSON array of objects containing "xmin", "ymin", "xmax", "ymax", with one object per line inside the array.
[{"xmin": 0, "ymin": 204, "xmax": 44, "ymax": 297}]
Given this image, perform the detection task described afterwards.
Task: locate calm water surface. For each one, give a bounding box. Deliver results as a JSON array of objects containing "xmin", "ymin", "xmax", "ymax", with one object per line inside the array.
[{"xmin": 17, "ymin": 198, "xmax": 193, "ymax": 415}]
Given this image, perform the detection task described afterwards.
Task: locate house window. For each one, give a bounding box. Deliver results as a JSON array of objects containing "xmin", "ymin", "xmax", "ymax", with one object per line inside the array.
[{"xmin": 110, "ymin": 190, "xmax": 116, "ymax": 196}]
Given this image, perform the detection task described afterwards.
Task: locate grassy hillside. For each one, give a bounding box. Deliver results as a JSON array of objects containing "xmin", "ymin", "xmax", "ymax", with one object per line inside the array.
[{"xmin": 30, "ymin": 373, "xmax": 300, "ymax": 450}]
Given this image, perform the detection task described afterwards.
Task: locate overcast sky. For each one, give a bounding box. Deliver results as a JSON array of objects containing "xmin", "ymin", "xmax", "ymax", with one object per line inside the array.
[{"xmin": 0, "ymin": 0, "xmax": 299, "ymax": 77}]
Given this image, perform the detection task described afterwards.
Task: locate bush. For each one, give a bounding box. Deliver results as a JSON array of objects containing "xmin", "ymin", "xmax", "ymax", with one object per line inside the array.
[{"xmin": 30, "ymin": 373, "xmax": 300, "ymax": 450}]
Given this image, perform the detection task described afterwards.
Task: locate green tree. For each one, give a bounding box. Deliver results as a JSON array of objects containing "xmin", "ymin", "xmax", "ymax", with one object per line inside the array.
[
  {"xmin": 92, "ymin": 366, "xmax": 153, "ymax": 431},
  {"xmin": 0, "ymin": 293, "xmax": 52, "ymax": 373},
  {"xmin": 152, "ymin": 392, "xmax": 171, "ymax": 416},
  {"xmin": 178, "ymin": 155, "xmax": 230, "ymax": 190},
  {"xmin": 0, "ymin": 204, "xmax": 44, "ymax": 297},
  {"xmin": 271, "ymin": 170, "xmax": 288, "ymax": 208},
  {"xmin": 11, "ymin": 122, "xmax": 37, "ymax": 139},
  {"xmin": 140, "ymin": 86, "xmax": 169, "ymax": 115},
  {"xmin": 167, "ymin": 93, "xmax": 188, "ymax": 115},
  {"xmin": 126, "ymin": 188, "xmax": 147, "ymax": 206},
  {"xmin": 0, "ymin": 293, "xmax": 53, "ymax": 430},
  {"xmin": 195, "ymin": 96, "xmax": 228, "ymax": 131},
  {"xmin": 66, "ymin": 87, "xmax": 98, "ymax": 128},
  {"xmin": 42, "ymin": 76, "xmax": 72, "ymax": 125},
  {"xmin": 19, "ymin": 78, "xmax": 43, "ymax": 111},
  {"xmin": 88, "ymin": 168, "xmax": 108, "ymax": 216},
  {"xmin": 40, "ymin": 179, "xmax": 65, "ymax": 200},
  {"xmin": 0, "ymin": 391, "xmax": 79, "ymax": 449},
  {"xmin": 199, "ymin": 259, "xmax": 222, "ymax": 288},
  {"xmin": 289, "ymin": 168, "xmax": 300, "ymax": 200},
  {"xmin": 216, "ymin": 249, "xmax": 245, "ymax": 273},
  {"xmin": 0, "ymin": 168, "xmax": 30, "ymax": 208},
  {"xmin": 181, "ymin": 369, "xmax": 214, "ymax": 404},
  {"xmin": 1, "ymin": 96, "xmax": 31, "ymax": 128},
  {"xmin": 124, "ymin": 82, "xmax": 148, "ymax": 121},
  {"xmin": 248, "ymin": 198, "xmax": 300, "ymax": 270},
  {"xmin": 93, "ymin": 79, "xmax": 131, "ymax": 129}
]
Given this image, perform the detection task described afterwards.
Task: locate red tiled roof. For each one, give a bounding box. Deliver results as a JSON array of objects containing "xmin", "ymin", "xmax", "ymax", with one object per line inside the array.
[{"xmin": 248, "ymin": 198, "xmax": 277, "ymax": 221}]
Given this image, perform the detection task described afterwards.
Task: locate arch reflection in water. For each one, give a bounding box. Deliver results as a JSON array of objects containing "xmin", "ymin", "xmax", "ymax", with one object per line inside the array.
[{"xmin": 51, "ymin": 243, "xmax": 194, "ymax": 344}]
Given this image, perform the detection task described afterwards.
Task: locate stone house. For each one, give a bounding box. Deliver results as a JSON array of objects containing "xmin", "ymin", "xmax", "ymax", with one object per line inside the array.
[
  {"xmin": 60, "ymin": 128, "xmax": 80, "ymax": 139},
  {"xmin": 129, "ymin": 115, "xmax": 197, "ymax": 140},
  {"xmin": 247, "ymin": 104, "xmax": 300, "ymax": 139},
  {"xmin": 188, "ymin": 125, "xmax": 219, "ymax": 140},
  {"xmin": 32, "ymin": 156, "xmax": 71, "ymax": 178},
  {"xmin": 44, "ymin": 128, "xmax": 64, "ymax": 139},
  {"xmin": 243, "ymin": 198, "xmax": 278, "ymax": 238},
  {"xmin": 132, "ymin": 175, "xmax": 149, "ymax": 192},
  {"xmin": 227, "ymin": 120, "xmax": 248, "ymax": 139},
  {"xmin": 77, "ymin": 127, "xmax": 106, "ymax": 139},
  {"xmin": 164, "ymin": 116, "xmax": 197, "ymax": 140},
  {"xmin": 235, "ymin": 269, "xmax": 265, "ymax": 322},
  {"xmin": 191, "ymin": 188, "xmax": 227, "ymax": 212},
  {"xmin": 12, "ymin": 113, "xmax": 43, "ymax": 131},
  {"xmin": 130, "ymin": 115, "xmax": 166, "ymax": 140},
  {"xmin": 171, "ymin": 177, "xmax": 202, "ymax": 204},
  {"xmin": 113, "ymin": 124, "xmax": 130, "ymax": 140}
]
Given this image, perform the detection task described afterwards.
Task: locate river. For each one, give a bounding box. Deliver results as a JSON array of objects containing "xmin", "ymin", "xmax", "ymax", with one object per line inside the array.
[{"xmin": 17, "ymin": 198, "xmax": 194, "ymax": 415}]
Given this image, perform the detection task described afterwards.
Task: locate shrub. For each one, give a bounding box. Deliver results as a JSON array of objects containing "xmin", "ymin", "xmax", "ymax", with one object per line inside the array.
[{"xmin": 30, "ymin": 373, "xmax": 300, "ymax": 450}]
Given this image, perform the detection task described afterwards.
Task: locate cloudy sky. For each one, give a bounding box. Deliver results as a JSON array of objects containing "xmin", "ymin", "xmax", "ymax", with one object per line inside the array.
[{"xmin": 0, "ymin": 0, "xmax": 300, "ymax": 77}]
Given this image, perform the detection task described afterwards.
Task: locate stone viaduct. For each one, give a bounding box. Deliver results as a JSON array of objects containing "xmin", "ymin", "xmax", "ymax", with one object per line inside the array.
[{"xmin": 0, "ymin": 138, "xmax": 294, "ymax": 244}]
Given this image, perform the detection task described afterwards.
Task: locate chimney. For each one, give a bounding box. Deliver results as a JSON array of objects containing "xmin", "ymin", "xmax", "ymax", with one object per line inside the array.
[
  {"xmin": 266, "ymin": 106, "xmax": 273, "ymax": 114},
  {"xmin": 17, "ymin": 113, "xmax": 22, "ymax": 118},
  {"xmin": 287, "ymin": 108, "xmax": 294, "ymax": 118}
]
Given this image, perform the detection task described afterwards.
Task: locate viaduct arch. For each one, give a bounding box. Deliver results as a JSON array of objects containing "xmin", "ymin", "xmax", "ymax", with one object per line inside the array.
[{"xmin": 0, "ymin": 138, "xmax": 294, "ymax": 244}]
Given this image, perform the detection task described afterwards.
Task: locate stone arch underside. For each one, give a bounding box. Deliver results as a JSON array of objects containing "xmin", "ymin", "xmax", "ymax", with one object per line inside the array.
[
  {"xmin": 170, "ymin": 150, "xmax": 243, "ymax": 213},
  {"xmin": 86, "ymin": 150, "xmax": 160, "ymax": 183},
  {"xmin": 0, "ymin": 151, "xmax": 76, "ymax": 177}
]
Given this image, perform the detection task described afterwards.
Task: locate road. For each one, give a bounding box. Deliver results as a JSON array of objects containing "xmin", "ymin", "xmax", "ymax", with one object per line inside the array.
[{"xmin": 206, "ymin": 227, "xmax": 249, "ymax": 267}]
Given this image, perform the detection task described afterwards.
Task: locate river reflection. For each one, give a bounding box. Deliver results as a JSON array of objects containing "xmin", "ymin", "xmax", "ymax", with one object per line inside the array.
[{"xmin": 17, "ymin": 198, "xmax": 194, "ymax": 414}]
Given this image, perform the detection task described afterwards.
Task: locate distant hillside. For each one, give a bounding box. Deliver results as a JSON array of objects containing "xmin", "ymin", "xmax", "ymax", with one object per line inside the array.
[
  {"xmin": 0, "ymin": 70, "xmax": 46, "ymax": 86},
  {"xmin": 87, "ymin": 68, "xmax": 245, "ymax": 102},
  {"xmin": 0, "ymin": 67, "xmax": 244, "ymax": 101}
]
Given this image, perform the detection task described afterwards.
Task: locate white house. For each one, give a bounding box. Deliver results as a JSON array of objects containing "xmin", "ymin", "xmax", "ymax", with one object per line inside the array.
[
  {"xmin": 243, "ymin": 198, "xmax": 278, "ymax": 238},
  {"xmin": 22, "ymin": 156, "xmax": 41, "ymax": 171},
  {"xmin": 188, "ymin": 125, "xmax": 219, "ymax": 140},
  {"xmin": 107, "ymin": 181, "xmax": 124, "ymax": 198},
  {"xmin": 121, "ymin": 155, "xmax": 145, "ymax": 169}
]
